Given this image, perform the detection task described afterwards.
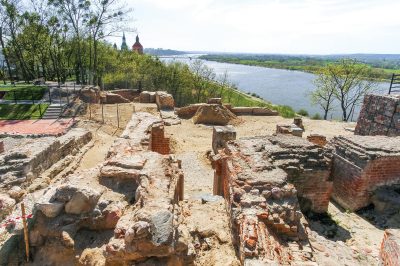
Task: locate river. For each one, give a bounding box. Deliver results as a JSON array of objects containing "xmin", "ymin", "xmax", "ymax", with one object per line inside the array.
[{"xmin": 162, "ymin": 55, "xmax": 389, "ymax": 120}]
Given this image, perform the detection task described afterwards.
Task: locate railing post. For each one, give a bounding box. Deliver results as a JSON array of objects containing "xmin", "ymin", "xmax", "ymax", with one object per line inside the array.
[{"xmin": 389, "ymin": 73, "xmax": 395, "ymax": 95}]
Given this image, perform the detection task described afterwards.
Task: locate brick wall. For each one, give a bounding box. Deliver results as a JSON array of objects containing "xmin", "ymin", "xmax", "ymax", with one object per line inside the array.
[
  {"xmin": 355, "ymin": 94, "xmax": 400, "ymax": 136},
  {"xmin": 381, "ymin": 229, "xmax": 400, "ymax": 266},
  {"xmin": 332, "ymin": 136, "xmax": 400, "ymax": 211},
  {"xmin": 212, "ymin": 136, "xmax": 315, "ymax": 264},
  {"xmin": 149, "ymin": 123, "xmax": 170, "ymax": 155}
]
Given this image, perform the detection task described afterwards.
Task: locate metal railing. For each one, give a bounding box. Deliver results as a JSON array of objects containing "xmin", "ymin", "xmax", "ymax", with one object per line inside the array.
[{"xmin": 389, "ymin": 74, "xmax": 400, "ymax": 94}]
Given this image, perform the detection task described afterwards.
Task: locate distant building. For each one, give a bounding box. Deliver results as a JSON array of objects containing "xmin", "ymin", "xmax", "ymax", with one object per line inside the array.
[
  {"xmin": 121, "ymin": 32, "xmax": 128, "ymax": 51},
  {"xmin": 132, "ymin": 35, "xmax": 144, "ymax": 54},
  {"xmin": 113, "ymin": 43, "xmax": 118, "ymax": 50}
]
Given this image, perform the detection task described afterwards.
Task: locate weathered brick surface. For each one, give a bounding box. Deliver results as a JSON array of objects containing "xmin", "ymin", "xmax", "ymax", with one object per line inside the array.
[
  {"xmin": 331, "ymin": 135, "xmax": 400, "ymax": 211},
  {"xmin": 307, "ymin": 134, "xmax": 327, "ymax": 147},
  {"xmin": 380, "ymin": 229, "xmax": 400, "ymax": 266},
  {"xmin": 149, "ymin": 123, "xmax": 170, "ymax": 155},
  {"xmin": 212, "ymin": 135, "xmax": 331, "ymax": 264},
  {"xmin": 355, "ymin": 94, "xmax": 400, "ymax": 136}
]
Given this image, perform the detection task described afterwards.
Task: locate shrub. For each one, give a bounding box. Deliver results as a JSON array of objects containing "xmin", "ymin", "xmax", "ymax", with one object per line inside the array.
[
  {"xmin": 312, "ymin": 113, "xmax": 322, "ymax": 120},
  {"xmin": 297, "ymin": 109, "xmax": 309, "ymax": 117}
]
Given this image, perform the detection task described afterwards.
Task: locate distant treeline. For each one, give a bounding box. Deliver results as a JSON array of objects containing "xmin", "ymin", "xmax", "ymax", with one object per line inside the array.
[
  {"xmin": 144, "ymin": 48, "xmax": 187, "ymax": 56},
  {"xmin": 200, "ymin": 54, "xmax": 400, "ymax": 81}
]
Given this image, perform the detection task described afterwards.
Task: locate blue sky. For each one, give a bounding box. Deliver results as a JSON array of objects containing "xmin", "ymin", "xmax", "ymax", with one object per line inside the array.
[{"xmin": 110, "ymin": 0, "xmax": 400, "ymax": 54}]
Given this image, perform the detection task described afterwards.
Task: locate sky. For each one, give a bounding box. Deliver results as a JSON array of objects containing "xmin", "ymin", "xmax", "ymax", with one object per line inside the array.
[{"xmin": 110, "ymin": 0, "xmax": 400, "ymax": 55}]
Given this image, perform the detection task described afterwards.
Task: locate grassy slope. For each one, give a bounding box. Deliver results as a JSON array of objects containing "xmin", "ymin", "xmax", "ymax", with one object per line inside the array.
[
  {"xmin": 0, "ymin": 104, "xmax": 49, "ymax": 120},
  {"xmin": 0, "ymin": 85, "xmax": 47, "ymax": 101}
]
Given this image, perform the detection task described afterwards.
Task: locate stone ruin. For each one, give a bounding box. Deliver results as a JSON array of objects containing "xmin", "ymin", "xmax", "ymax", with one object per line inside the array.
[
  {"xmin": 176, "ymin": 101, "xmax": 278, "ymax": 119},
  {"xmin": 139, "ymin": 91, "xmax": 175, "ymax": 110},
  {"xmin": 79, "ymin": 86, "xmax": 137, "ymax": 104},
  {"xmin": 0, "ymin": 128, "xmax": 92, "ymax": 191},
  {"xmin": 355, "ymin": 94, "xmax": 400, "ymax": 136},
  {"xmin": 2, "ymin": 112, "xmax": 188, "ymax": 265},
  {"xmin": 331, "ymin": 135, "xmax": 400, "ymax": 211},
  {"xmin": 212, "ymin": 133, "xmax": 333, "ymax": 264},
  {"xmin": 276, "ymin": 117, "xmax": 305, "ymax": 137}
]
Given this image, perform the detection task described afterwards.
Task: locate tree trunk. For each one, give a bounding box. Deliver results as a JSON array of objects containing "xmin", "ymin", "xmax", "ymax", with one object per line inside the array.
[{"xmin": 0, "ymin": 27, "xmax": 13, "ymax": 83}]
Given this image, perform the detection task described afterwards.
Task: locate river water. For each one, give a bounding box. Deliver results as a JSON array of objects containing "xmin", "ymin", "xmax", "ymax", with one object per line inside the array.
[{"xmin": 163, "ymin": 56, "xmax": 389, "ymax": 120}]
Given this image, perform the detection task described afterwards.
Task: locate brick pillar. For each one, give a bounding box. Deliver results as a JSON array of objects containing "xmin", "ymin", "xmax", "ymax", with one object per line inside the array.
[{"xmin": 150, "ymin": 123, "xmax": 170, "ymax": 155}]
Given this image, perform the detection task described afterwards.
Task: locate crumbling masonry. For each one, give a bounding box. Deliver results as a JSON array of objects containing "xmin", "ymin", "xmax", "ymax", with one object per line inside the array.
[
  {"xmin": 7, "ymin": 112, "xmax": 187, "ymax": 265},
  {"xmin": 331, "ymin": 135, "xmax": 400, "ymax": 211},
  {"xmin": 212, "ymin": 134, "xmax": 332, "ymax": 264},
  {"xmin": 355, "ymin": 94, "xmax": 400, "ymax": 136}
]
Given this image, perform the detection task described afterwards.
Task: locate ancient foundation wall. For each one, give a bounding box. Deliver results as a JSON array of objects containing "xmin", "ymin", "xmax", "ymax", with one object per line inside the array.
[
  {"xmin": 332, "ymin": 136, "xmax": 400, "ymax": 211},
  {"xmin": 22, "ymin": 112, "xmax": 186, "ymax": 265},
  {"xmin": 212, "ymin": 135, "xmax": 333, "ymax": 264},
  {"xmin": 355, "ymin": 94, "xmax": 400, "ymax": 136},
  {"xmin": 0, "ymin": 128, "xmax": 92, "ymax": 189}
]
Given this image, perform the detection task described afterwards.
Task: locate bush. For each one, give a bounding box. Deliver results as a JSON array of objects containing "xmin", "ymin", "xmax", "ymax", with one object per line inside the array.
[
  {"xmin": 312, "ymin": 113, "xmax": 322, "ymax": 120},
  {"xmin": 297, "ymin": 109, "xmax": 309, "ymax": 117}
]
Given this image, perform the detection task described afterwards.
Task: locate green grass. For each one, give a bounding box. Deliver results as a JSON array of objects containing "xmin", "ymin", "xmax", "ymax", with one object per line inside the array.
[
  {"xmin": 217, "ymin": 86, "xmax": 296, "ymax": 118},
  {"xmin": 0, "ymin": 104, "xmax": 49, "ymax": 120},
  {"xmin": 0, "ymin": 85, "xmax": 47, "ymax": 101}
]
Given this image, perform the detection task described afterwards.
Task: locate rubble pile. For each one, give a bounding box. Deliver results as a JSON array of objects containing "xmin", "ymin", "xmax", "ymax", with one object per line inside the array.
[
  {"xmin": 212, "ymin": 134, "xmax": 332, "ymax": 264},
  {"xmin": 192, "ymin": 104, "xmax": 237, "ymax": 125},
  {"xmin": 331, "ymin": 135, "xmax": 400, "ymax": 211}
]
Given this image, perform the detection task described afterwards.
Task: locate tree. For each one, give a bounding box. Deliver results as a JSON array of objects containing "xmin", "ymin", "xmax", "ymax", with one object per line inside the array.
[
  {"xmin": 310, "ymin": 71, "xmax": 336, "ymax": 120},
  {"xmin": 310, "ymin": 59, "xmax": 376, "ymax": 121}
]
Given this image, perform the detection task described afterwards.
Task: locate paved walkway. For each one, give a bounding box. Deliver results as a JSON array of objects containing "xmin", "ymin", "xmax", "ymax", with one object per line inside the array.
[{"xmin": 0, "ymin": 119, "xmax": 75, "ymax": 136}]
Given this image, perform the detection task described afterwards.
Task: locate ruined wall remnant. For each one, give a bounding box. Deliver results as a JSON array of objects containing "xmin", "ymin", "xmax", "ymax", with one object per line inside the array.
[
  {"xmin": 307, "ymin": 134, "xmax": 327, "ymax": 147},
  {"xmin": 380, "ymin": 229, "xmax": 400, "ymax": 266},
  {"xmin": 355, "ymin": 94, "xmax": 400, "ymax": 136},
  {"xmin": 212, "ymin": 135, "xmax": 332, "ymax": 264},
  {"xmin": 23, "ymin": 112, "xmax": 186, "ymax": 265},
  {"xmin": 331, "ymin": 135, "xmax": 400, "ymax": 211},
  {"xmin": 212, "ymin": 125, "xmax": 236, "ymax": 154},
  {"xmin": 276, "ymin": 124, "xmax": 304, "ymax": 137},
  {"xmin": 149, "ymin": 122, "xmax": 170, "ymax": 155},
  {"xmin": 0, "ymin": 128, "xmax": 92, "ymax": 190}
]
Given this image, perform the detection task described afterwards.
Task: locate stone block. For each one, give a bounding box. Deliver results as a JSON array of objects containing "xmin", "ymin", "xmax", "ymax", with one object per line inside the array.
[
  {"xmin": 212, "ymin": 125, "xmax": 237, "ymax": 153},
  {"xmin": 155, "ymin": 91, "xmax": 174, "ymax": 110},
  {"xmin": 207, "ymin": 98, "xmax": 222, "ymax": 105}
]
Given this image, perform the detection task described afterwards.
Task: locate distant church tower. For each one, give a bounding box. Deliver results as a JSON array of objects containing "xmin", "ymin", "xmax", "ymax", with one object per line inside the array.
[
  {"xmin": 121, "ymin": 32, "xmax": 128, "ymax": 51},
  {"xmin": 132, "ymin": 35, "xmax": 144, "ymax": 54}
]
